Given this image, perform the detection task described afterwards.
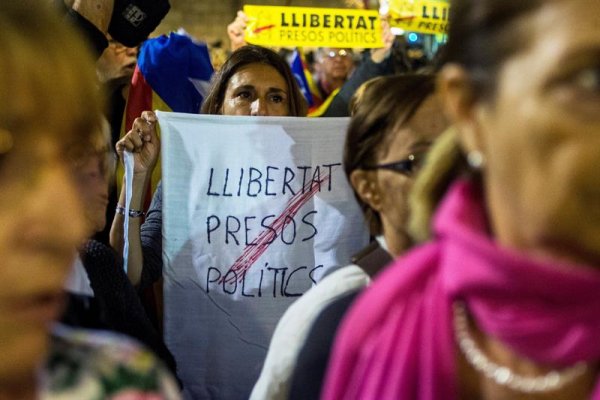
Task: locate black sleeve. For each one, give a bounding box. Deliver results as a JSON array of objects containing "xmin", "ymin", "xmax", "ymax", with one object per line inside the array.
[
  {"xmin": 288, "ymin": 290, "xmax": 361, "ymax": 400},
  {"xmin": 140, "ymin": 182, "xmax": 165, "ymax": 290},
  {"xmin": 82, "ymin": 239, "xmax": 178, "ymax": 374},
  {"xmin": 321, "ymin": 51, "xmax": 395, "ymax": 118}
]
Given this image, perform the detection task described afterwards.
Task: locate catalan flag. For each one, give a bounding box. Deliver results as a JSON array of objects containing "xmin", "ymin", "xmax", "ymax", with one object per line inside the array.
[
  {"xmin": 288, "ymin": 48, "xmax": 340, "ymax": 117},
  {"xmin": 288, "ymin": 48, "xmax": 343, "ymax": 117},
  {"xmin": 118, "ymin": 32, "xmax": 214, "ymax": 206},
  {"xmin": 289, "ymin": 49, "xmax": 315, "ymax": 108}
]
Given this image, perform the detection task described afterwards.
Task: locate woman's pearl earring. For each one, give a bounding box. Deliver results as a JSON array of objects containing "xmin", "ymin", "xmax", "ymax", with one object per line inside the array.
[{"xmin": 467, "ymin": 151, "xmax": 485, "ymax": 169}]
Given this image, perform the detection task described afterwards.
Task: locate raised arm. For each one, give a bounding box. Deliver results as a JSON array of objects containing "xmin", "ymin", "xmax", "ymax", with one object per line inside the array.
[
  {"xmin": 110, "ymin": 111, "xmax": 159, "ymax": 286},
  {"xmin": 227, "ymin": 10, "xmax": 249, "ymax": 52}
]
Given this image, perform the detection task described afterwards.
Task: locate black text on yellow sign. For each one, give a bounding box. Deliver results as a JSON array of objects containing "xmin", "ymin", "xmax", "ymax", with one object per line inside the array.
[
  {"xmin": 389, "ymin": 0, "xmax": 449, "ymax": 35},
  {"xmin": 244, "ymin": 5, "xmax": 384, "ymax": 49}
]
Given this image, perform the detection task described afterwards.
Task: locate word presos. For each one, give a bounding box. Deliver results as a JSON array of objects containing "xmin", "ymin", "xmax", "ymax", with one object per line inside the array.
[{"xmin": 206, "ymin": 211, "xmax": 318, "ymax": 246}]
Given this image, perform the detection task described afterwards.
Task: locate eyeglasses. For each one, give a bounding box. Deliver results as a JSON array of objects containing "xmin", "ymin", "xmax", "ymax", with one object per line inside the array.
[
  {"xmin": 69, "ymin": 147, "xmax": 118, "ymax": 181},
  {"xmin": 362, "ymin": 154, "xmax": 423, "ymax": 175},
  {"xmin": 326, "ymin": 49, "xmax": 350, "ymax": 59}
]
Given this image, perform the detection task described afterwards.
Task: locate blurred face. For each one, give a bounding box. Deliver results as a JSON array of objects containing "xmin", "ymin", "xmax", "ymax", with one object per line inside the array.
[
  {"xmin": 96, "ymin": 37, "xmax": 139, "ymax": 85},
  {"xmin": 318, "ymin": 48, "xmax": 354, "ymax": 84},
  {"xmin": 72, "ymin": 145, "xmax": 112, "ymax": 236},
  {"xmin": 354, "ymin": 96, "xmax": 447, "ymax": 256},
  {"xmin": 465, "ymin": 0, "xmax": 600, "ymax": 266},
  {"xmin": 0, "ymin": 95, "xmax": 87, "ymax": 386},
  {"xmin": 375, "ymin": 96, "xmax": 447, "ymax": 255},
  {"xmin": 221, "ymin": 63, "xmax": 290, "ymax": 116}
]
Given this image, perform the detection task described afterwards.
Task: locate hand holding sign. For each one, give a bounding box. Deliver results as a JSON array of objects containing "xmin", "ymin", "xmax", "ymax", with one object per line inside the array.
[
  {"xmin": 370, "ymin": 17, "xmax": 395, "ymax": 63},
  {"xmin": 115, "ymin": 110, "xmax": 160, "ymax": 177},
  {"xmin": 386, "ymin": 0, "xmax": 449, "ymax": 35},
  {"xmin": 227, "ymin": 10, "xmax": 249, "ymax": 51},
  {"xmin": 243, "ymin": 5, "xmax": 383, "ymax": 49}
]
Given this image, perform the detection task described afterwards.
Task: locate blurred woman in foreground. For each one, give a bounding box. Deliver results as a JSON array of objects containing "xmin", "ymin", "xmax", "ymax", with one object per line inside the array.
[
  {"xmin": 63, "ymin": 123, "xmax": 177, "ymax": 373},
  {"xmin": 0, "ymin": 2, "xmax": 179, "ymax": 398},
  {"xmin": 323, "ymin": 0, "xmax": 600, "ymax": 399}
]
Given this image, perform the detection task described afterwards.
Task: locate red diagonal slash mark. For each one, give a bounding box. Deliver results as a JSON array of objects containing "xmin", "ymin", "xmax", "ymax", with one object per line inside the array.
[
  {"xmin": 219, "ymin": 173, "xmax": 330, "ymax": 285},
  {"xmin": 253, "ymin": 24, "xmax": 276, "ymax": 34}
]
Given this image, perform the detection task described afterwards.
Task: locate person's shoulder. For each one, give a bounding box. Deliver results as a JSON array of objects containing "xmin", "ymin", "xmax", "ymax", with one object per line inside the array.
[
  {"xmin": 268, "ymin": 265, "xmax": 370, "ymax": 347},
  {"xmin": 286, "ymin": 264, "xmax": 370, "ymax": 320},
  {"xmin": 43, "ymin": 324, "xmax": 181, "ymax": 399},
  {"xmin": 359, "ymin": 242, "xmax": 442, "ymax": 307},
  {"xmin": 317, "ymin": 264, "xmax": 370, "ymax": 292},
  {"xmin": 339, "ymin": 242, "xmax": 443, "ymax": 340}
]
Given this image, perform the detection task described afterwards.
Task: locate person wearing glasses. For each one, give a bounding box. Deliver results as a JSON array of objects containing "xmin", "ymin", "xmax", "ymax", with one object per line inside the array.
[
  {"xmin": 312, "ymin": 47, "xmax": 355, "ymax": 106},
  {"xmin": 226, "ymin": 11, "xmax": 354, "ymax": 105},
  {"xmin": 61, "ymin": 122, "xmax": 178, "ymax": 374},
  {"xmin": 250, "ymin": 74, "xmax": 448, "ymax": 400},
  {"xmin": 97, "ymin": 36, "xmax": 139, "ymax": 88},
  {"xmin": 226, "ymin": 11, "xmax": 398, "ymax": 118},
  {"xmin": 314, "ymin": 18, "xmax": 398, "ymax": 118},
  {"xmin": 0, "ymin": 2, "xmax": 180, "ymax": 398}
]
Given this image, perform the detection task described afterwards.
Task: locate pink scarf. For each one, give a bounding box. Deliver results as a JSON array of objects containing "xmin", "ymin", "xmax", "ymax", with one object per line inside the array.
[{"xmin": 323, "ymin": 180, "xmax": 600, "ymax": 400}]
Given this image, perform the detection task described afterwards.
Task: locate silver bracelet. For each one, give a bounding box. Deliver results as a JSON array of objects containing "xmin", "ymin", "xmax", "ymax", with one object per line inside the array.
[{"xmin": 115, "ymin": 205, "xmax": 145, "ymax": 218}]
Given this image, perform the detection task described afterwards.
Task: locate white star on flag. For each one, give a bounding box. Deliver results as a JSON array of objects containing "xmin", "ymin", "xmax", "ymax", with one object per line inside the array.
[{"xmin": 188, "ymin": 77, "xmax": 211, "ymax": 98}]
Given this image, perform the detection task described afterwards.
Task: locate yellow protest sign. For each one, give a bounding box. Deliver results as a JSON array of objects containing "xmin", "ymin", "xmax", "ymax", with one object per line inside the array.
[
  {"xmin": 388, "ymin": 0, "xmax": 449, "ymax": 35},
  {"xmin": 243, "ymin": 5, "xmax": 383, "ymax": 49}
]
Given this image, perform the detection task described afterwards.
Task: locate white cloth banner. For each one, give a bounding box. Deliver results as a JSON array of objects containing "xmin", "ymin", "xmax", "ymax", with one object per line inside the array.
[{"xmin": 157, "ymin": 112, "xmax": 369, "ymax": 399}]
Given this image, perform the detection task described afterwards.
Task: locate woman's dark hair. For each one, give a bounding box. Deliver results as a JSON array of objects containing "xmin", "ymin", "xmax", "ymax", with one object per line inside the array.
[
  {"xmin": 344, "ymin": 74, "xmax": 436, "ymax": 235},
  {"xmin": 200, "ymin": 44, "xmax": 307, "ymax": 116},
  {"xmin": 441, "ymin": 0, "xmax": 543, "ymax": 99}
]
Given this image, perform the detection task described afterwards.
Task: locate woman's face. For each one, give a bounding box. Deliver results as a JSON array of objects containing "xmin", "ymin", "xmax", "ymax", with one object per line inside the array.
[
  {"xmin": 221, "ymin": 63, "xmax": 290, "ymax": 116},
  {"xmin": 362, "ymin": 96, "xmax": 447, "ymax": 256},
  {"xmin": 467, "ymin": 0, "xmax": 600, "ymax": 265},
  {"xmin": 0, "ymin": 119, "xmax": 86, "ymax": 384}
]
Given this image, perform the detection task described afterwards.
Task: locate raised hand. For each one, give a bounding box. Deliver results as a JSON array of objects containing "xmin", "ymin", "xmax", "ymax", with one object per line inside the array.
[
  {"xmin": 115, "ymin": 111, "xmax": 160, "ymax": 177},
  {"xmin": 227, "ymin": 10, "xmax": 249, "ymax": 51}
]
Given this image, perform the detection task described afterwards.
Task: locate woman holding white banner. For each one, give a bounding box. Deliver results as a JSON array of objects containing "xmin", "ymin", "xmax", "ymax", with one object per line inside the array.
[
  {"xmin": 111, "ymin": 44, "xmax": 307, "ymax": 289},
  {"xmin": 62, "ymin": 123, "xmax": 178, "ymax": 374},
  {"xmin": 110, "ymin": 44, "xmax": 309, "ymax": 397}
]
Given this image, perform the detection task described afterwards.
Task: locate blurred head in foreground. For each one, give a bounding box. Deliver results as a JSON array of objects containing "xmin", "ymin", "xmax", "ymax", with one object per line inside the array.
[{"xmin": 0, "ymin": 0, "xmax": 104, "ymax": 392}]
